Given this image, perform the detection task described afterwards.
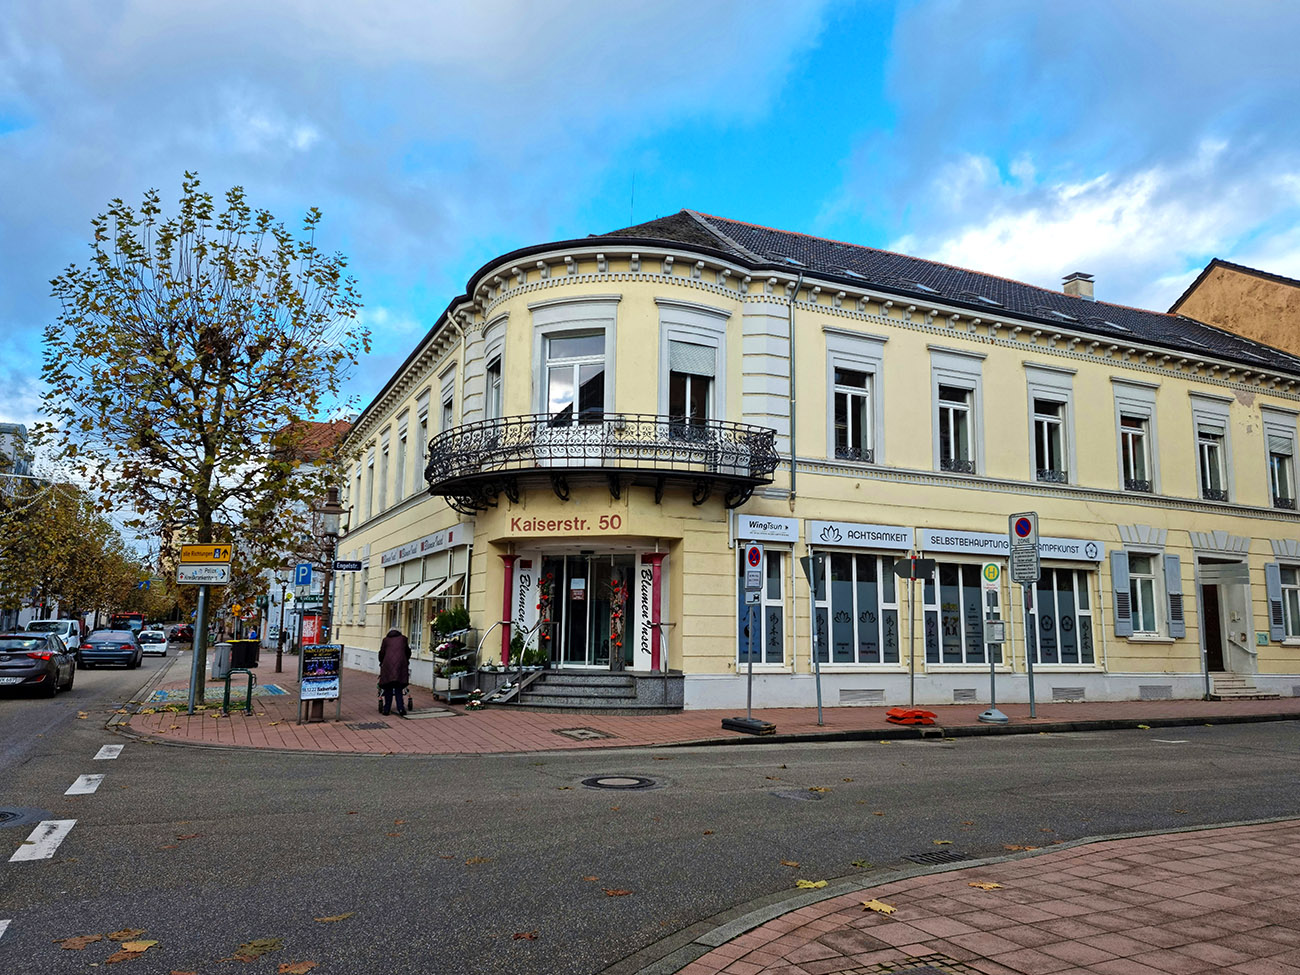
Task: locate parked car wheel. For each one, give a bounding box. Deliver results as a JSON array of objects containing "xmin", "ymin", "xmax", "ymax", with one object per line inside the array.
[
  {"xmin": 128, "ymin": 654, "xmax": 139, "ymax": 670},
  {"xmin": 62, "ymin": 667, "xmax": 75, "ymax": 692},
  {"xmin": 41, "ymin": 674, "xmax": 59, "ymax": 697}
]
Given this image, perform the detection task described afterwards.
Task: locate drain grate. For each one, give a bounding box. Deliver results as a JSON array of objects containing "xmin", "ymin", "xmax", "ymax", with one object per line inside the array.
[
  {"xmin": 345, "ymin": 721, "xmax": 391, "ymax": 731},
  {"xmin": 903, "ymin": 849, "xmax": 968, "ymax": 865},
  {"xmin": 581, "ymin": 775, "xmax": 656, "ymax": 790},
  {"xmin": 555, "ymin": 727, "xmax": 616, "ymax": 741},
  {"xmin": 874, "ymin": 959, "xmax": 974, "ymax": 975},
  {"xmin": 770, "ymin": 789, "xmax": 824, "ymax": 802}
]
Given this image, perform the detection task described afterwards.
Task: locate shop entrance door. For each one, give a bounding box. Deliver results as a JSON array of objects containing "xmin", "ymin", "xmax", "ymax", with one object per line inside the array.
[
  {"xmin": 542, "ymin": 554, "xmax": 637, "ymax": 669},
  {"xmin": 1197, "ymin": 558, "xmax": 1254, "ymax": 675}
]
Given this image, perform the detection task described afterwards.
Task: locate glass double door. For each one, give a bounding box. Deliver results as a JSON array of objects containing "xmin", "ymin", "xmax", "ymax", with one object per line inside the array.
[{"xmin": 542, "ymin": 554, "xmax": 636, "ymax": 669}]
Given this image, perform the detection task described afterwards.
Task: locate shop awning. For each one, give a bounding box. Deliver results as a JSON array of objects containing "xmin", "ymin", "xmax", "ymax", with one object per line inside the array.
[
  {"xmin": 364, "ymin": 586, "xmax": 400, "ymax": 605},
  {"xmin": 383, "ymin": 583, "xmax": 422, "ymax": 603},
  {"xmin": 425, "ymin": 574, "xmax": 465, "ymax": 600},
  {"xmin": 402, "ymin": 577, "xmax": 445, "ymax": 601}
]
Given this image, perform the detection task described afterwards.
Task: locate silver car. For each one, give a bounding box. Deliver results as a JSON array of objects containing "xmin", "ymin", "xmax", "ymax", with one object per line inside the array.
[{"xmin": 137, "ymin": 629, "xmax": 169, "ymax": 657}]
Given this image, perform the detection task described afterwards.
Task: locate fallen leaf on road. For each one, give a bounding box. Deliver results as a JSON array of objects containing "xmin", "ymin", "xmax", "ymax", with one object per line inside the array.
[
  {"xmin": 106, "ymin": 949, "xmax": 146, "ymax": 964},
  {"xmin": 962, "ymin": 821, "xmax": 974, "ymax": 825},
  {"xmin": 1174, "ymin": 809, "xmax": 1188, "ymax": 814},
  {"xmin": 932, "ymin": 840, "xmax": 952, "ymax": 845},
  {"xmin": 653, "ymin": 756, "xmax": 672, "ymax": 761},
  {"xmin": 176, "ymin": 834, "xmax": 200, "ymax": 841},
  {"xmin": 609, "ymin": 806, "xmax": 620, "ymax": 812},
  {"xmin": 1040, "ymin": 828, "xmax": 1055, "ymax": 833},
  {"xmin": 581, "ymin": 876, "xmax": 599, "ymax": 882},
  {"xmin": 603, "ymin": 888, "xmax": 632, "ymax": 896},
  {"xmin": 1003, "ymin": 844, "xmax": 1038, "ymax": 851},
  {"xmin": 439, "ymin": 855, "xmax": 454, "ymax": 860},
  {"xmin": 121, "ymin": 941, "xmax": 158, "ymax": 952},
  {"xmin": 795, "ymin": 879, "xmax": 827, "ymax": 889},
  {"xmin": 386, "ymin": 832, "xmax": 402, "ymax": 837},
  {"xmin": 702, "ymin": 830, "xmax": 714, "ymax": 835},
  {"xmin": 226, "ymin": 937, "xmax": 284, "ymax": 961},
  {"xmin": 313, "ymin": 913, "xmax": 354, "ymax": 923},
  {"xmin": 557, "ymin": 786, "xmax": 572, "ymax": 790},
  {"xmin": 278, "ymin": 963, "xmax": 318, "ymax": 974},
  {"xmin": 851, "ymin": 860, "xmax": 872, "ymax": 868},
  {"xmin": 269, "ymin": 722, "xmax": 280, "ymax": 727},
  {"xmin": 77, "ymin": 712, "xmax": 88, "ymax": 719},
  {"xmin": 842, "ymin": 778, "xmax": 854, "ymax": 782},
  {"xmin": 808, "ymin": 787, "xmax": 831, "ymax": 793},
  {"xmin": 765, "ymin": 775, "xmax": 781, "ymax": 780},
  {"xmin": 968, "ymin": 882, "xmax": 1003, "ymax": 891},
  {"xmin": 55, "ymin": 934, "xmax": 102, "ymax": 950},
  {"xmin": 347, "ymin": 811, "xmax": 358, "ymax": 815},
  {"xmin": 108, "ymin": 930, "xmax": 147, "ymax": 941},
  {"xmin": 1137, "ymin": 723, "xmax": 1151, "ymax": 729},
  {"xmin": 778, "ymin": 764, "xmax": 787, "ymax": 769},
  {"xmin": 779, "ymin": 860, "xmax": 800, "ymax": 867},
  {"xmin": 861, "ymin": 899, "xmax": 896, "ymax": 915},
  {"xmin": 512, "ymin": 931, "xmax": 538, "ymax": 940},
  {"xmin": 872, "ymin": 811, "xmax": 885, "ymax": 816},
  {"xmin": 465, "ymin": 856, "xmax": 492, "ymax": 865},
  {"xmin": 394, "ymin": 819, "xmax": 406, "ymax": 825}
]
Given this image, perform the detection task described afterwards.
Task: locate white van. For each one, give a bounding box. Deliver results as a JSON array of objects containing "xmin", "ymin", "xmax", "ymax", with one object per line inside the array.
[{"xmin": 25, "ymin": 619, "xmax": 84, "ymax": 649}]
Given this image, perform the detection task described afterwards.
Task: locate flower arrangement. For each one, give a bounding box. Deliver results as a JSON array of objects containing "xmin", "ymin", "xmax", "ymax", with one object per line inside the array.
[
  {"xmin": 536, "ymin": 573, "xmax": 555, "ymax": 644},
  {"xmin": 601, "ymin": 575, "xmax": 629, "ymax": 667},
  {"xmin": 464, "ymin": 688, "xmax": 484, "ymax": 711}
]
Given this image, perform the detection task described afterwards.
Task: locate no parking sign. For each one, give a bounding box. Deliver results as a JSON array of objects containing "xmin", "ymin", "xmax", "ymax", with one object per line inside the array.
[{"xmin": 744, "ymin": 542, "xmax": 763, "ymax": 592}]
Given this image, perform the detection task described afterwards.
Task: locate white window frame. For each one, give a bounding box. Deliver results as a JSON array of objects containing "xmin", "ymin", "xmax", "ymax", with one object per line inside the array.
[
  {"xmin": 1190, "ymin": 394, "xmax": 1233, "ymax": 503},
  {"xmin": 1112, "ymin": 379, "xmax": 1160, "ymax": 494},
  {"xmin": 394, "ymin": 412, "xmax": 408, "ymax": 504},
  {"xmin": 378, "ymin": 429, "xmax": 390, "ymax": 512},
  {"xmin": 1025, "ymin": 363, "xmax": 1076, "ymax": 484},
  {"xmin": 485, "ymin": 356, "xmax": 504, "ymax": 420},
  {"xmin": 811, "ymin": 551, "xmax": 902, "ymax": 667},
  {"xmin": 439, "ymin": 365, "xmax": 457, "ymax": 433},
  {"xmin": 737, "ymin": 548, "xmax": 789, "ymax": 669},
  {"xmin": 923, "ymin": 558, "xmax": 1003, "ymax": 667},
  {"xmin": 1281, "ymin": 564, "xmax": 1300, "ymax": 640},
  {"xmin": 1263, "ymin": 408, "xmax": 1297, "ymax": 510},
  {"xmin": 826, "ymin": 327, "xmax": 887, "ymax": 464},
  {"xmin": 1126, "ymin": 550, "xmax": 1163, "ymax": 635},
  {"xmin": 415, "ymin": 391, "xmax": 430, "ymax": 498},
  {"xmin": 364, "ymin": 450, "xmax": 375, "ymax": 521},
  {"xmin": 530, "ymin": 296, "xmax": 620, "ymax": 415},
  {"xmin": 656, "ymin": 298, "xmax": 728, "ymax": 421},
  {"xmin": 1025, "ymin": 567, "xmax": 1097, "ymax": 667},
  {"xmin": 930, "ymin": 346, "xmax": 985, "ymax": 475}
]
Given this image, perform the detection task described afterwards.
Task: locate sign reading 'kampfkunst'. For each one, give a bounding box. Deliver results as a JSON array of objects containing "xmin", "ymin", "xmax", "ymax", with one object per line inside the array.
[{"xmin": 918, "ymin": 528, "xmax": 1104, "ymax": 562}]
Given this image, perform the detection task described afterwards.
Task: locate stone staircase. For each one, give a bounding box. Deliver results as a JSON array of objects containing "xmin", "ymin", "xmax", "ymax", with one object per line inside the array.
[
  {"xmin": 1209, "ymin": 672, "xmax": 1280, "ymax": 701},
  {"xmin": 484, "ymin": 669, "xmax": 684, "ymax": 712}
]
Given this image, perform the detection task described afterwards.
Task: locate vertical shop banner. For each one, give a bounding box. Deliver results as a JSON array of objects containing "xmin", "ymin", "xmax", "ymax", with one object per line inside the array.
[
  {"xmin": 514, "ymin": 556, "xmax": 539, "ymax": 643},
  {"xmin": 301, "ymin": 614, "xmax": 321, "ymax": 646},
  {"xmin": 635, "ymin": 554, "xmax": 656, "ymax": 672}
]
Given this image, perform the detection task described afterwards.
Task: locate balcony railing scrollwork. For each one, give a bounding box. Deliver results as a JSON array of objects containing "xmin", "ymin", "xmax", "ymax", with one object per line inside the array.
[{"xmin": 424, "ymin": 412, "xmax": 780, "ymax": 514}]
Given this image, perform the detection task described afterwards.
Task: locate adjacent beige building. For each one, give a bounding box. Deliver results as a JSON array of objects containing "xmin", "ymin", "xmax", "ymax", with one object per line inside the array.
[
  {"xmin": 334, "ymin": 212, "xmax": 1300, "ymax": 710},
  {"xmin": 1170, "ymin": 259, "xmax": 1300, "ymax": 357}
]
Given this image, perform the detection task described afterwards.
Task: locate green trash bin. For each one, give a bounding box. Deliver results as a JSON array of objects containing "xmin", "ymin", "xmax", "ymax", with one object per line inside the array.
[{"xmin": 229, "ymin": 638, "xmax": 260, "ymax": 669}]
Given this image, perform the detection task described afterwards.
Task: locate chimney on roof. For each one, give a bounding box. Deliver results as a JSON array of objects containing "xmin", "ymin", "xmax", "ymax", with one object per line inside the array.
[{"xmin": 1063, "ymin": 271, "xmax": 1095, "ymax": 301}]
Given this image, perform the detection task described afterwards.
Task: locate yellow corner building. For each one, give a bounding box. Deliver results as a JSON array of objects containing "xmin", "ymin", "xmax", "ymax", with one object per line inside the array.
[{"xmin": 332, "ymin": 211, "xmax": 1300, "ymax": 711}]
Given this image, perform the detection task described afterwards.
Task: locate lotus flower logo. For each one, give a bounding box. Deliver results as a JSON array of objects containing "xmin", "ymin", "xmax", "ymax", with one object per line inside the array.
[{"xmin": 820, "ymin": 525, "xmax": 842, "ymax": 543}]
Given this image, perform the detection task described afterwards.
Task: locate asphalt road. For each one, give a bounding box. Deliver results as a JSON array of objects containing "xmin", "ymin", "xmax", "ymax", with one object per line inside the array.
[{"xmin": 2, "ymin": 659, "xmax": 1300, "ymax": 975}]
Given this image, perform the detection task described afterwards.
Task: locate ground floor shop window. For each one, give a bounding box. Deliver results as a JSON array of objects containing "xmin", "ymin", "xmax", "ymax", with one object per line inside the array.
[
  {"xmin": 812, "ymin": 553, "xmax": 899, "ymax": 664},
  {"xmin": 737, "ymin": 551, "xmax": 784, "ymax": 664},
  {"xmin": 1026, "ymin": 568, "xmax": 1095, "ymax": 665},
  {"xmin": 541, "ymin": 554, "xmax": 635, "ymax": 668},
  {"xmin": 924, "ymin": 562, "xmax": 1001, "ymax": 664},
  {"xmin": 405, "ymin": 600, "xmax": 423, "ymax": 654}
]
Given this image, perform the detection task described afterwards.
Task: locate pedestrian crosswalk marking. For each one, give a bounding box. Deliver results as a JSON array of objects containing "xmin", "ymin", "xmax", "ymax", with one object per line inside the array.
[
  {"xmin": 9, "ymin": 820, "xmax": 76, "ymax": 862},
  {"xmin": 93, "ymin": 744, "xmax": 123, "ymax": 760},
  {"xmin": 66, "ymin": 774, "xmax": 104, "ymax": 795}
]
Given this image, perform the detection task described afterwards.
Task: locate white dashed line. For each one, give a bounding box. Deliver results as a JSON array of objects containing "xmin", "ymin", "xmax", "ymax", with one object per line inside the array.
[
  {"xmin": 0, "ymin": 919, "xmax": 10, "ymax": 941},
  {"xmin": 93, "ymin": 744, "xmax": 123, "ymax": 760},
  {"xmin": 1152, "ymin": 739, "xmax": 1190, "ymax": 744},
  {"xmin": 65, "ymin": 774, "xmax": 105, "ymax": 795},
  {"xmin": 9, "ymin": 820, "xmax": 76, "ymax": 862}
]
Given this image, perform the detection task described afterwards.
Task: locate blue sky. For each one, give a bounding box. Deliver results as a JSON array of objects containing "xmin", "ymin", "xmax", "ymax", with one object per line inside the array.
[{"xmin": 2, "ymin": 0, "xmax": 1299, "ymax": 427}]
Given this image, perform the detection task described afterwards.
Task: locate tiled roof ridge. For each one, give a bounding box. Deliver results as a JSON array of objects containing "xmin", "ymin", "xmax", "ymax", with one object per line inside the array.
[
  {"xmin": 689, "ymin": 210, "xmax": 1186, "ymax": 322},
  {"xmin": 680, "ymin": 209, "xmax": 765, "ymax": 263}
]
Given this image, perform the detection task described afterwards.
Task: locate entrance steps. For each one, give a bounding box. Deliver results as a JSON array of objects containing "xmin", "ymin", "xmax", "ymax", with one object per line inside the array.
[
  {"xmin": 478, "ymin": 669, "xmax": 685, "ymax": 712},
  {"xmin": 1209, "ymin": 672, "xmax": 1280, "ymax": 701}
]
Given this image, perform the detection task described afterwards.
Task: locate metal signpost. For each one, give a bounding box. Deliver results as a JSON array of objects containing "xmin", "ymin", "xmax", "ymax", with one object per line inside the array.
[
  {"xmin": 798, "ymin": 552, "xmax": 827, "ymax": 726},
  {"xmin": 177, "ymin": 543, "xmax": 234, "ymax": 714},
  {"xmin": 722, "ymin": 542, "xmax": 776, "ymax": 736},
  {"xmin": 893, "ymin": 556, "xmax": 936, "ymax": 707},
  {"xmin": 978, "ymin": 562, "xmax": 1009, "ymax": 723},
  {"xmin": 1009, "ymin": 512, "xmax": 1042, "ymax": 717}
]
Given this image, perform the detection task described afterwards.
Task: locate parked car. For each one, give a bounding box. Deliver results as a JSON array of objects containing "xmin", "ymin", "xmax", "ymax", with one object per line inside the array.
[
  {"xmin": 137, "ymin": 629, "xmax": 168, "ymax": 656},
  {"xmin": 78, "ymin": 629, "xmax": 142, "ymax": 669},
  {"xmin": 25, "ymin": 618, "xmax": 84, "ymax": 647},
  {"xmin": 0, "ymin": 632, "xmax": 76, "ymax": 696},
  {"xmin": 170, "ymin": 624, "xmax": 193, "ymax": 643}
]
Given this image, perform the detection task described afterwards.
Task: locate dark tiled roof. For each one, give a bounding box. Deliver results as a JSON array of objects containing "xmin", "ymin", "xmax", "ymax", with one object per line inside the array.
[
  {"xmin": 1169, "ymin": 257, "xmax": 1300, "ymax": 315},
  {"xmin": 600, "ymin": 210, "xmax": 1300, "ymax": 376}
]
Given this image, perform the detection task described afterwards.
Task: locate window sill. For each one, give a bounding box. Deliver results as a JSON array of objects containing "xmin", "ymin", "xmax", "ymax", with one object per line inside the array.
[
  {"xmin": 1126, "ymin": 635, "xmax": 1176, "ymax": 644},
  {"xmin": 922, "ymin": 664, "xmax": 1012, "ymax": 672},
  {"xmin": 1030, "ymin": 664, "xmax": 1104, "ymax": 671},
  {"xmin": 812, "ymin": 664, "xmax": 908, "ymax": 673},
  {"xmin": 731, "ymin": 664, "xmax": 791, "ymax": 674}
]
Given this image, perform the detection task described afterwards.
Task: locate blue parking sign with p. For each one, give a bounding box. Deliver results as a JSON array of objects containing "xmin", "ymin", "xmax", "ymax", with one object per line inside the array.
[{"xmin": 295, "ymin": 563, "xmax": 312, "ymax": 586}]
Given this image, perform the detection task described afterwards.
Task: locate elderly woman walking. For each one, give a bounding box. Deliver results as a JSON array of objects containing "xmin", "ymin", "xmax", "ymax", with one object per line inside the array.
[{"xmin": 378, "ymin": 627, "xmax": 412, "ymax": 716}]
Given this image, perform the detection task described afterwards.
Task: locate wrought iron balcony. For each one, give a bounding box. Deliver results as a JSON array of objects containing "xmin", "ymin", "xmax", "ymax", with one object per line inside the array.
[
  {"xmin": 940, "ymin": 457, "xmax": 976, "ymax": 474},
  {"xmin": 1275, "ymin": 496, "xmax": 1297, "ymax": 510},
  {"xmin": 425, "ymin": 412, "xmax": 779, "ymax": 514},
  {"xmin": 1202, "ymin": 487, "xmax": 1230, "ymax": 502},
  {"xmin": 1036, "ymin": 468, "xmax": 1069, "ymax": 484},
  {"xmin": 835, "ymin": 445, "xmax": 874, "ymax": 463},
  {"xmin": 1124, "ymin": 477, "xmax": 1153, "ymax": 493}
]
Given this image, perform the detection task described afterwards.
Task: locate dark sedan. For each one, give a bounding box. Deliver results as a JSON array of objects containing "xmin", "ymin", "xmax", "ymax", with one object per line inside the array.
[
  {"xmin": 78, "ymin": 629, "xmax": 143, "ymax": 669},
  {"xmin": 0, "ymin": 632, "xmax": 76, "ymax": 696}
]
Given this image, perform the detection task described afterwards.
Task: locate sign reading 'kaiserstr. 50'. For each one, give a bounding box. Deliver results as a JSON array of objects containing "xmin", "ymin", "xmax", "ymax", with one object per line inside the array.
[{"xmin": 509, "ymin": 513, "xmax": 627, "ymax": 534}]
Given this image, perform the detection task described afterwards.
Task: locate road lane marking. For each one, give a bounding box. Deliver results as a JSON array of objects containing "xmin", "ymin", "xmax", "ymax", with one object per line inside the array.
[
  {"xmin": 94, "ymin": 745, "xmax": 123, "ymax": 760},
  {"xmin": 9, "ymin": 820, "xmax": 76, "ymax": 862},
  {"xmin": 0, "ymin": 919, "xmax": 10, "ymax": 941},
  {"xmin": 65, "ymin": 774, "xmax": 104, "ymax": 795},
  {"xmin": 1152, "ymin": 739, "xmax": 1190, "ymax": 744}
]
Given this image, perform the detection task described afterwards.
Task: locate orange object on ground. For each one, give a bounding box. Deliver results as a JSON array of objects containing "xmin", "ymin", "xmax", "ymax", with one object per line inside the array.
[{"xmin": 885, "ymin": 707, "xmax": 937, "ymax": 725}]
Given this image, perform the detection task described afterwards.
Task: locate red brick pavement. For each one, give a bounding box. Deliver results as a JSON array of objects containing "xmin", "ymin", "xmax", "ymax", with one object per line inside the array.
[
  {"xmin": 676, "ymin": 819, "xmax": 1300, "ymax": 975},
  {"xmin": 124, "ymin": 652, "xmax": 1300, "ymax": 756}
]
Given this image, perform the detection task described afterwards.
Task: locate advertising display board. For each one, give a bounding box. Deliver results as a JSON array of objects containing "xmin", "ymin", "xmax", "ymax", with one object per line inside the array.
[{"xmin": 300, "ymin": 644, "xmax": 342, "ymax": 701}]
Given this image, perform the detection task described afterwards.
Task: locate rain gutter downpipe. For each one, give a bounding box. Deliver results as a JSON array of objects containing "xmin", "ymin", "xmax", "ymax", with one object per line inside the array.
[{"xmin": 788, "ymin": 271, "xmax": 804, "ymax": 509}]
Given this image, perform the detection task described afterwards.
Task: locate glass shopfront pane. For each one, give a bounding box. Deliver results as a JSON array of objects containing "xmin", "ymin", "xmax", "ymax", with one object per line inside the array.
[
  {"xmin": 939, "ymin": 564, "xmax": 962, "ymax": 663},
  {"xmin": 764, "ymin": 602, "xmax": 784, "ymax": 664},
  {"xmin": 1058, "ymin": 574, "xmax": 1078, "ymax": 664},
  {"xmin": 924, "ymin": 609, "xmax": 939, "ymax": 663},
  {"xmin": 882, "ymin": 608, "xmax": 899, "ymax": 663},
  {"xmin": 1035, "ymin": 573, "xmax": 1059, "ymax": 664},
  {"xmin": 830, "ymin": 553, "xmax": 855, "ymax": 663},
  {"xmin": 814, "ymin": 606, "xmax": 829, "ymax": 663},
  {"xmin": 962, "ymin": 564, "xmax": 984, "ymax": 663},
  {"xmin": 855, "ymin": 555, "xmax": 879, "ymax": 662}
]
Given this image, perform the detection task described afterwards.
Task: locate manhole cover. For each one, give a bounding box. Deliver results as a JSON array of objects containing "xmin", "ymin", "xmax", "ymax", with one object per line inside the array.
[
  {"xmin": 345, "ymin": 721, "xmax": 391, "ymax": 731},
  {"xmin": 581, "ymin": 775, "xmax": 656, "ymax": 790},
  {"xmin": 771, "ymin": 789, "xmax": 824, "ymax": 801},
  {"xmin": 0, "ymin": 807, "xmax": 51, "ymax": 829},
  {"xmin": 555, "ymin": 727, "xmax": 616, "ymax": 741},
  {"xmin": 903, "ymin": 849, "xmax": 968, "ymax": 865}
]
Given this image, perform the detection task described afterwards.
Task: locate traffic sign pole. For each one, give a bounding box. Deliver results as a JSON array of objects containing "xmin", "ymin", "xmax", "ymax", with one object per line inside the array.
[
  {"xmin": 978, "ymin": 562, "xmax": 1009, "ymax": 724},
  {"xmin": 187, "ymin": 584, "xmax": 209, "ymax": 715},
  {"xmin": 721, "ymin": 542, "xmax": 777, "ymax": 737},
  {"xmin": 1009, "ymin": 512, "xmax": 1042, "ymax": 718}
]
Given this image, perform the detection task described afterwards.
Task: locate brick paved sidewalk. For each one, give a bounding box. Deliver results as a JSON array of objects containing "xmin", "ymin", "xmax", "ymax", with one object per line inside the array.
[
  {"xmin": 675, "ymin": 819, "xmax": 1300, "ymax": 975},
  {"xmin": 123, "ymin": 651, "xmax": 1300, "ymax": 755}
]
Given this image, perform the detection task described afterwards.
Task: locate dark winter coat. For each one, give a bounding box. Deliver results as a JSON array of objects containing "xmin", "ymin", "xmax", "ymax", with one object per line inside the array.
[{"xmin": 378, "ymin": 629, "xmax": 411, "ymax": 686}]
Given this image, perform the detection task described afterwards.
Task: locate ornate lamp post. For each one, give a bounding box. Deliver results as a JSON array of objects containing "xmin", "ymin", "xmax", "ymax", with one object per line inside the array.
[{"xmin": 316, "ymin": 486, "xmax": 347, "ymax": 646}]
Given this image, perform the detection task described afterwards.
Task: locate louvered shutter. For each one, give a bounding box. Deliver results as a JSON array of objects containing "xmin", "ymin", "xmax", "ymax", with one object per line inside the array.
[
  {"xmin": 1265, "ymin": 562, "xmax": 1286, "ymax": 642},
  {"xmin": 1163, "ymin": 554, "xmax": 1185, "ymax": 639},
  {"xmin": 1110, "ymin": 551, "xmax": 1132, "ymax": 638},
  {"xmin": 669, "ymin": 341, "xmax": 715, "ymax": 377},
  {"xmin": 1268, "ymin": 434, "xmax": 1294, "ymax": 456}
]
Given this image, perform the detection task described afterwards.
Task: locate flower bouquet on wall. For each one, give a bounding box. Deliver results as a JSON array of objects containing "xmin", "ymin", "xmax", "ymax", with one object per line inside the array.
[{"xmin": 602, "ymin": 575, "xmax": 629, "ymax": 671}]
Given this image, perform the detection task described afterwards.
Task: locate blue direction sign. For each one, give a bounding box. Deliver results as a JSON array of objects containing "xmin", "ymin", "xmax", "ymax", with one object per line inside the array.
[{"xmin": 295, "ymin": 563, "xmax": 313, "ymax": 586}]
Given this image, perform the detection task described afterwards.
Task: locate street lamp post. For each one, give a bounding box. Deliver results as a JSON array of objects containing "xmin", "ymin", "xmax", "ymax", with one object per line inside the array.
[
  {"xmin": 276, "ymin": 577, "xmax": 288, "ymax": 673},
  {"xmin": 310, "ymin": 486, "xmax": 347, "ymax": 722}
]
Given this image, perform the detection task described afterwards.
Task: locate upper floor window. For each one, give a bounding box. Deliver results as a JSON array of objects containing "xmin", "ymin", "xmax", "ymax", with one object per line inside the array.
[
  {"xmin": 364, "ymin": 455, "xmax": 375, "ymax": 521},
  {"xmin": 485, "ymin": 356, "xmax": 503, "ymax": 420},
  {"xmin": 1033, "ymin": 399, "xmax": 1067, "ymax": 483},
  {"xmin": 667, "ymin": 340, "xmax": 714, "ymax": 438},
  {"xmin": 1196, "ymin": 423, "xmax": 1228, "ymax": 501},
  {"xmin": 546, "ymin": 332, "xmax": 605, "ymax": 425},
  {"xmin": 441, "ymin": 392, "xmax": 454, "ymax": 432},
  {"xmin": 395, "ymin": 415, "xmax": 408, "ymax": 504},
  {"xmin": 1264, "ymin": 410, "xmax": 1297, "ymax": 510},
  {"xmin": 937, "ymin": 385, "xmax": 974, "ymax": 473},
  {"xmin": 378, "ymin": 436, "xmax": 390, "ymax": 512},
  {"xmin": 1120, "ymin": 415, "xmax": 1151, "ymax": 492},
  {"xmin": 833, "ymin": 368, "xmax": 872, "ymax": 462},
  {"xmin": 415, "ymin": 407, "xmax": 428, "ymax": 496}
]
